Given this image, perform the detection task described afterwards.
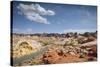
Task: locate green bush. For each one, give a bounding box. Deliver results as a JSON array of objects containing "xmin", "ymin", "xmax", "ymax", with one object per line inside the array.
[
  {"xmin": 64, "ymin": 39, "xmax": 79, "ymax": 46},
  {"xmin": 40, "ymin": 41, "xmax": 50, "ymax": 46}
]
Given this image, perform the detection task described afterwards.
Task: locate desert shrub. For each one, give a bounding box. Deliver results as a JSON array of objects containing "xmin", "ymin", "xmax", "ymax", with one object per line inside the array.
[
  {"xmin": 79, "ymin": 53, "xmax": 85, "ymax": 58},
  {"xmin": 41, "ymin": 41, "xmax": 50, "ymax": 46},
  {"xmin": 39, "ymin": 40, "xmax": 54, "ymax": 46},
  {"xmin": 64, "ymin": 39, "xmax": 79, "ymax": 46},
  {"xmin": 31, "ymin": 61, "xmax": 41, "ymax": 65},
  {"xmin": 77, "ymin": 37, "xmax": 88, "ymax": 44},
  {"xmin": 78, "ymin": 39, "xmax": 84, "ymax": 44}
]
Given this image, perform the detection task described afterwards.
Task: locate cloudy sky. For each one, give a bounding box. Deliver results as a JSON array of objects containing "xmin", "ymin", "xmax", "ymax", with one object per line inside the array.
[{"xmin": 12, "ymin": 1, "xmax": 97, "ymax": 34}]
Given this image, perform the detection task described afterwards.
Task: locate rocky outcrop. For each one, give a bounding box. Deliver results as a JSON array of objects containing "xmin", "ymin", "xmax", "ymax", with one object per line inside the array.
[{"xmin": 12, "ymin": 39, "xmax": 42, "ymax": 58}]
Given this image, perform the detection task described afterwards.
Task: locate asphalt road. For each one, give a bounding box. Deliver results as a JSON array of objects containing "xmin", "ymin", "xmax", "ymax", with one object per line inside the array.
[{"xmin": 13, "ymin": 46, "xmax": 49, "ymax": 65}]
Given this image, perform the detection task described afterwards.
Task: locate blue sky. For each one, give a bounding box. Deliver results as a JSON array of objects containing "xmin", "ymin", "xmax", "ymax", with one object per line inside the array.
[{"xmin": 12, "ymin": 1, "xmax": 97, "ymax": 34}]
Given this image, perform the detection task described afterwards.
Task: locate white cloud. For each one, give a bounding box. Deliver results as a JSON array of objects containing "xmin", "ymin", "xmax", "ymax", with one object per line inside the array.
[
  {"xmin": 24, "ymin": 28, "xmax": 35, "ymax": 34},
  {"xmin": 17, "ymin": 3, "xmax": 55, "ymax": 24},
  {"xmin": 57, "ymin": 22, "xmax": 61, "ymax": 24},
  {"xmin": 77, "ymin": 7, "xmax": 97, "ymax": 23},
  {"xmin": 13, "ymin": 28, "xmax": 21, "ymax": 33},
  {"xmin": 13, "ymin": 28, "xmax": 34, "ymax": 34},
  {"xmin": 13, "ymin": 28, "xmax": 19, "ymax": 31},
  {"xmin": 27, "ymin": 28, "xmax": 33, "ymax": 32},
  {"xmin": 32, "ymin": 4, "xmax": 55, "ymax": 16},
  {"xmin": 26, "ymin": 14, "xmax": 49, "ymax": 24},
  {"xmin": 46, "ymin": 10, "xmax": 55, "ymax": 15},
  {"xmin": 64, "ymin": 29, "xmax": 96, "ymax": 33}
]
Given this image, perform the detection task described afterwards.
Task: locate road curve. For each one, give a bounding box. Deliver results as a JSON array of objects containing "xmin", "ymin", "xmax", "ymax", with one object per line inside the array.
[{"xmin": 13, "ymin": 46, "xmax": 49, "ymax": 65}]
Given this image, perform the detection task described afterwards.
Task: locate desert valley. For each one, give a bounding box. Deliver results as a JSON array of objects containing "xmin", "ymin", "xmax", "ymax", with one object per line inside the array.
[{"xmin": 11, "ymin": 31, "xmax": 97, "ymax": 66}]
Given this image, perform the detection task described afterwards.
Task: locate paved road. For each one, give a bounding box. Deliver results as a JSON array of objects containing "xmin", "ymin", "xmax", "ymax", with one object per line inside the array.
[
  {"xmin": 13, "ymin": 46, "xmax": 49, "ymax": 65},
  {"xmin": 12, "ymin": 40, "xmax": 97, "ymax": 65}
]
